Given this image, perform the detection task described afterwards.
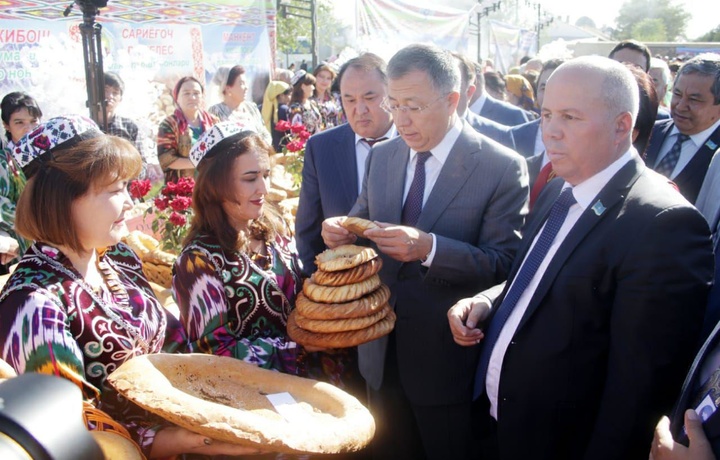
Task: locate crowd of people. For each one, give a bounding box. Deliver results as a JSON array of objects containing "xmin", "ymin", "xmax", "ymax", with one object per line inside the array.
[{"xmin": 0, "ymin": 36, "xmax": 719, "ymax": 460}]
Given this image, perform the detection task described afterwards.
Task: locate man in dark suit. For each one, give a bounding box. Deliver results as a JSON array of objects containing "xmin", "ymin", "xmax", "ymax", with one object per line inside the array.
[
  {"xmin": 453, "ymin": 52, "xmax": 515, "ymax": 149},
  {"xmin": 644, "ymin": 53, "xmax": 720, "ymax": 203},
  {"xmin": 469, "ymin": 63, "xmax": 530, "ymax": 127},
  {"xmin": 448, "ymin": 56, "xmax": 714, "ymax": 460},
  {"xmin": 322, "ymin": 44, "xmax": 528, "ymax": 460},
  {"xmin": 296, "ymin": 53, "xmax": 394, "ymax": 274}
]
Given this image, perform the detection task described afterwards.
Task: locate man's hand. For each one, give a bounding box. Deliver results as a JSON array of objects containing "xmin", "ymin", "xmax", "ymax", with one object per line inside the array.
[
  {"xmin": 363, "ymin": 222, "xmax": 432, "ymax": 262},
  {"xmin": 321, "ymin": 216, "xmax": 357, "ymax": 248},
  {"xmin": 650, "ymin": 411, "xmax": 716, "ymax": 460},
  {"xmin": 447, "ymin": 296, "xmax": 492, "ymax": 347}
]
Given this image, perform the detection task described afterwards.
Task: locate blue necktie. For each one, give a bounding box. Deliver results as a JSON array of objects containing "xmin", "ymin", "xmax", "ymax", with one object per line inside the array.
[
  {"xmin": 656, "ymin": 133, "xmax": 690, "ymax": 177},
  {"xmin": 401, "ymin": 151, "xmax": 431, "ymax": 226},
  {"xmin": 473, "ymin": 187, "xmax": 577, "ymax": 400}
]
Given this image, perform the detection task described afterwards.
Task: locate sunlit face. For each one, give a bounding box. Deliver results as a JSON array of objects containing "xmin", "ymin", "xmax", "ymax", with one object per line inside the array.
[
  {"xmin": 225, "ymin": 74, "xmax": 247, "ymax": 104},
  {"xmin": 221, "ymin": 148, "xmax": 270, "ymax": 230},
  {"xmin": 610, "ymin": 48, "xmax": 648, "ymax": 72},
  {"xmin": 535, "ymin": 68, "xmax": 555, "ymax": 109},
  {"xmin": 340, "ymin": 66, "xmax": 392, "ymax": 139},
  {"xmin": 4, "ymin": 108, "xmax": 40, "ymax": 144},
  {"xmin": 648, "ymin": 68, "xmax": 668, "ymax": 102},
  {"xmin": 104, "ymin": 85, "xmax": 122, "ymax": 117},
  {"xmin": 670, "ymin": 72, "xmax": 720, "ymax": 135},
  {"xmin": 176, "ymin": 80, "xmax": 204, "ymax": 115},
  {"xmin": 302, "ymin": 83, "xmax": 315, "ymax": 100},
  {"xmin": 315, "ymin": 70, "xmax": 333, "ymax": 94},
  {"xmin": 505, "ymin": 88, "xmax": 520, "ymax": 106},
  {"xmin": 387, "ymin": 69, "xmax": 458, "ymax": 152},
  {"xmin": 541, "ymin": 67, "xmax": 629, "ymax": 186},
  {"xmin": 72, "ymin": 178, "xmax": 133, "ymax": 252}
]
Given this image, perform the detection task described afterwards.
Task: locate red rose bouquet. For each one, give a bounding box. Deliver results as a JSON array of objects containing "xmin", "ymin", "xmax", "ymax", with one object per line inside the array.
[
  {"xmin": 129, "ymin": 177, "xmax": 194, "ymax": 252},
  {"xmin": 275, "ymin": 120, "xmax": 311, "ymax": 190}
]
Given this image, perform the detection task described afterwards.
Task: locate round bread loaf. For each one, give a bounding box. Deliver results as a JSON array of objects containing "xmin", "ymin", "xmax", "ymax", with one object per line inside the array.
[
  {"xmin": 293, "ymin": 303, "xmax": 391, "ymax": 333},
  {"xmin": 311, "ymin": 258, "xmax": 383, "ymax": 287},
  {"xmin": 303, "ymin": 275, "xmax": 381, "ymax": 304},
  {"xmin": 295, "ymin": 285, "xmax": 391, "ymax": 320},
  {"xmin": 288, "ymin": 309, "xmax": 396, "ymax": 348},
  {"xmin": 107, "ymin": 354, "xmax": 375, "ymax": 454},
  {"xmin": 340, "ymin": 217, "xmax": 378, "ymax": 238},
  {"xmin": 123, "ymin": 231, "xmax": 159, "ymax": 260},
  {"xmin": 315, "ymin": 245, "xmax": 377, "ymax": 272}
]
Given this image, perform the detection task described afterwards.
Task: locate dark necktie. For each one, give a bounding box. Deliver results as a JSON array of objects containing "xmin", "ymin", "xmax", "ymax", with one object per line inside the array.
[
  {"xmin": 656, "ymin": 133, "xmax": 690, "ymax": 177},
  {"xmin": 473, "ymin": 187, "xmax": 577, "ymax": 400},
  {"xmin": 364, "ymin": 137, "xmax": 388, "ymax": 147},
  {"xmin": 529, "ymin": 161, "xmax": 555, "ymax": 210},
  {"xmin": 401, "ymin": 151, "xmax": 432, "ymax": 226}
]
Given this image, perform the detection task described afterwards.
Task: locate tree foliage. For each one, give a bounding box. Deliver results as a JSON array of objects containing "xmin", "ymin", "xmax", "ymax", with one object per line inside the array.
[
  {"xmin": 276, "ymin": 0, "xmax": 343, "ymax": 55},
  {"xmin": 696, "ymin": 24, "xmax": 720, "ymax": 42},
  {"xmin": 613, "ymin": 0, "xmax": 690, "ymax": 41},
  {"xmin": 632, "ymin": 18, "xmax": 668, "ymax": 42}
]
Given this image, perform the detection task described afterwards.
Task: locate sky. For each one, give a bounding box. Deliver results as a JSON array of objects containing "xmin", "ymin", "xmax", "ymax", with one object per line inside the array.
[
  {"xmin": 333, "ymin": 0, "xmax": 720, "ymax": 40},
  {"xmin": 537, "ymin": 0, "xmax": 719, "ymax": 39}
]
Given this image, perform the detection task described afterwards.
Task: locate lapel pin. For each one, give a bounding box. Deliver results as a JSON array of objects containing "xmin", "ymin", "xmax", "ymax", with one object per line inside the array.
[
  {"xmin": 592, "ymin": 200, "xmax": 606, "ymax": 216},
  {"xmin": 706, "ymin": 140, "xmax": 717, "ymax": 150}
]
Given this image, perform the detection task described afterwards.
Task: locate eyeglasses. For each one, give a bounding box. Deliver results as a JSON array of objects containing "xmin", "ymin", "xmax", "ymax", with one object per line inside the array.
[{"xmin": 380, "ymin": 94, "xmax": 448, "ymax": 115}]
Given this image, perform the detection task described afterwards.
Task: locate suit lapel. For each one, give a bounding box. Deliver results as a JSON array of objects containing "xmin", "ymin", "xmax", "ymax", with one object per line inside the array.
[
  {"xmin": 645, "ymin": 120, "xmax": 674, "ymax": 165},
  {"xmin": 384, "ymin": 141, "xmax": 409, "ymax": 224},
  {"xmin": 673, "ymin": 124, "xmax": 720, "ymax": 191},
  {"xmin": 416, "ymin": 126, "xmax": 482, "ymax": 232},
  {"xmin": 332, "ymin": 125, "xmax": 360, "ymax": 205},
  {"xmin": 515, "ymin": 157, "xmax": 645, "ymax": 333}
]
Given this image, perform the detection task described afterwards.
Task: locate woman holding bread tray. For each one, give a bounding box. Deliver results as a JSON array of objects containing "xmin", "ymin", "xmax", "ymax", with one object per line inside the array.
[
  {"xmin": 172, "ymin": 121, "xmax": 356, "ymax": 388},
  {"xmin": 0, "ymin": 116, "xmax": 261, "ymax": 458}
]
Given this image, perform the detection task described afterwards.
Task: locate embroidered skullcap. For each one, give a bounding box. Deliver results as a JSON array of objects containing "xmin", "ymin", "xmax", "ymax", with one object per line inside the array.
[
  {"xmin": 189, "ymin": 121, "xmax": 258, "ymax": 166},
  {"xmin": 13, "ymin": 114, "xmax": 102, "ymax": 177},
  {"xmin": 291, "ymin": 69, "xmax": 307, "ymax": 86}
]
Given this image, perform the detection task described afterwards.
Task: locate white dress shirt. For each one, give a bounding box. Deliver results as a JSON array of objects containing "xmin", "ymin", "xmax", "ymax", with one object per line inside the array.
[
  {"xmin": 486, "ymin": 148, "xmax": 636, "ymax": 419},
  {"xmin": 534, "ymin": 125, "xmax": 545, "ymax": 158},
  {"xmin": 404, "ymin": 117, "xmax": 463, "ymax": 266},
  {"xmin": 654, "ymin": 118, "xmax": 720, "ymax": 179},
  {"xmin": 354, "ymin": 125, "xmax": 397, "ymax": 195}
]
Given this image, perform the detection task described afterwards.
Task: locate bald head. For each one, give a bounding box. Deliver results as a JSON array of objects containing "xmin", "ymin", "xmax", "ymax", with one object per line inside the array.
[{"xmin": 542, "ymin": 56, "xmax": 638, "ymax": 185}]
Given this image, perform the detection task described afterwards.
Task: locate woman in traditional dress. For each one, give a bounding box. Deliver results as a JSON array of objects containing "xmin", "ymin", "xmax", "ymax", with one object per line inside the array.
[
  {"xmin": 156, "ymin": 76, "xmax": 218, "ymax": 183},
  {"xmin": 311, "ymin": 63, "xmax": 343, "ymax": 129},
  {"xmin": 0, "ymin": 115, "xmax": 256, "ymax": 458},
  {"xmin": 261, "ymin": 80, "xmax": 291, "ymax": 152},
  {"xmin": 0, "ymin": 92, "xmax": 40, "ymax": 264},
  {"xmin": 289, "ymin": 70, "xmax": 322, "ymax": 134},
  {"xmin": 173, "ymin": 122, "xmax": 355, "ymax": 388},
  {"xmin": 208, "ymin": 65, "xmax": 271, "ymax": 145}
]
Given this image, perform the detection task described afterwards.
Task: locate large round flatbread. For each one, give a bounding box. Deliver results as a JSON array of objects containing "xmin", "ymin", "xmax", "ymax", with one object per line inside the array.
[
  {"xmin": 295, "ymin": 285, "xmax": 391, "ymax": 320},
  {"xmin": 287, "ymin": 309, "xmax": 396, "ymax": 348},
  {"xmin": 315, "ymin": 245, "xmax": 377, "ymax": 272},
  {"xmin": 303, "ymin": 275, "xmax": 381, "ymax": 304},
  {"xmin": 311, "ymin": 258, "xmax": 383, "ymax": 287},
  {"xmin": 107, "ymin": 354, "xmax": 375, "ymax": 454},
  {"xmin": 341, "ymin": 217, "xmax": 378, "ymax": 238},
  {"xmin": 293, "ymin": 304, "xmax": 391, "ymax": 333}
]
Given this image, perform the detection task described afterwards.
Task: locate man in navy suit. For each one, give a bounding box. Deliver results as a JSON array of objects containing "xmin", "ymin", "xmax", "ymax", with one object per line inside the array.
[
  {"xmin": 510, "ymin": 59, "xmax": 564, "ymax": 159},
  {"xmin": 453, "ymin": 53, "xmax": 515, "ymax": 150},
  {"xmin": 449, "ymin": 56, "xmax": 713, "ymax": 460},
  {"xmin": 644, "ymin": 53, "xmax": 720, "ymax": 203},
  {"xmin": 468, "ymin": 63, "xmax": 530, "ymax": 127},
  {"xmin": 296, "ymin": 53, "xmax": 394, "ymax": 274}
]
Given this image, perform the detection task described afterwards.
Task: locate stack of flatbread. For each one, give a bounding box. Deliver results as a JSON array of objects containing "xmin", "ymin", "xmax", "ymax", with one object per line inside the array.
[
  {"xmin": 288, "ymin": 225, "xmax": 395, "ymax": 348},
  {"xmin": 123, "ymin": 231, "xmax": 175, "ymax": 288}
]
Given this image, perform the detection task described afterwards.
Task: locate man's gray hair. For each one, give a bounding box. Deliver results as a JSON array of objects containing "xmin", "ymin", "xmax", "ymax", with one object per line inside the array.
[
  {"xmin": 387, "ymin": 44, "xmax": 460, "ymax": 95},
  {"xmin": 555, "ymin": 56, "xmax": 639, "ymax": 124},
  {"xmin": 650, "ymin": 58, "xmax": 671, "ymax": 85},
  {"xmin": 675, "ymin": 53, "xmax": 720, "ymax": 104}
]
